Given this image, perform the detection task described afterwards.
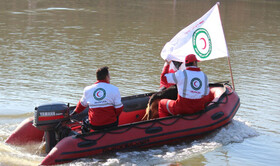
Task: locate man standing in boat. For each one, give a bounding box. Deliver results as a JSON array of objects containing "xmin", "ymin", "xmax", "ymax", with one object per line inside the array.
[
  {"xmin": 158, "ymin": 54, "xmax": 210, "ymax": 117},
  {"xmin": 71, "ymin": 66, "xmax": 123, "ymax": 132}
]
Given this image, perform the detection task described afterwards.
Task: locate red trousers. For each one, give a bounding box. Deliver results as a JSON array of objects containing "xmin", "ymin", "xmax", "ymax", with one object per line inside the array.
[{"xmin": 158, "ymin": 95, "xmax": 210, "ymax": 117}]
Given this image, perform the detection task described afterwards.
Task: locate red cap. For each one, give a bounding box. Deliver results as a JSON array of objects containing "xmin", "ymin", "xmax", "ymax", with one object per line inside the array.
[{"xmin": 185, "ymin": 54, "xmax": 199, "ymax": 63}]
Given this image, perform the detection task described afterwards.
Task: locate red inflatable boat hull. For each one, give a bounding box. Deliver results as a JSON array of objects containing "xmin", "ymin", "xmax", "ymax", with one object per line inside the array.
[
  {"xmin": 5, "ymin": 117, "xmax": 44, "ymax": 145},
  {"xmin": 5, "ymin": 83, "xmax": 240, "ymax": 165},
  {"xmin": 42, "ymin": 84, "xmax": 240, "ymax": 165}
]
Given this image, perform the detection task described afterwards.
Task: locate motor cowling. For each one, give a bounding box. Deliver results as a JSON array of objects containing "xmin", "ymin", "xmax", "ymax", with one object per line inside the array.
[
  {"xmin": 33, "ymin": 103, "xmax": 70, "ymax": 153},
  {"xmin": 33, "ymin": 103, "xmax": 69, "ymax": 131}
]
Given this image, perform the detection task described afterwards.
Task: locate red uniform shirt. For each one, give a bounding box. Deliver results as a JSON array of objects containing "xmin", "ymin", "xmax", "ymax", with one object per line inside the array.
[
  {"xmin": 160, "ymin": 63, "xmax": 176, "ymax": 89},
  {"xmin": 158, "ymin": 66, "xmax": 210, "ymax": 117},
  {"xmin": 75, "ymin": 80, "xmax": 123, "ymax": 126}
]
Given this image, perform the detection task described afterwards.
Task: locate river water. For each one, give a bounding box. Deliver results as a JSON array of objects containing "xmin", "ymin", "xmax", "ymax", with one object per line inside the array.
[{"xmin": 0, "ymin": 0, "xmax": 279, "ymax": 165}]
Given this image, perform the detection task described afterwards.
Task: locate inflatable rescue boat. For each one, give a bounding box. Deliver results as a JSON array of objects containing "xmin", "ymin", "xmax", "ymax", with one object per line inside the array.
[{"xmin": 5, "ymin": 82, "xmax": 240, "ymax": 165}]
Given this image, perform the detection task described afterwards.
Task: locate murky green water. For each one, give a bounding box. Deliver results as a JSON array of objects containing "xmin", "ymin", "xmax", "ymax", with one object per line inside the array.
[{"xmin": 0, "ymin": 0, "xmax": 279, "ymax": 165}]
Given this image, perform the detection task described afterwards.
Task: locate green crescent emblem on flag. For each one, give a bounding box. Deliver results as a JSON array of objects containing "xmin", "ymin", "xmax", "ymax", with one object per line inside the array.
[{"xmin": 192, "ymin": 28, "xmax": 212, "ymax": 59}]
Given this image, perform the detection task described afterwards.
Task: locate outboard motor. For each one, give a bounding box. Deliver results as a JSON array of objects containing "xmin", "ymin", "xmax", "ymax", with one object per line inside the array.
[{"xmin": 33, "ymin": 103, "xmax": 70, "ymax": 153}]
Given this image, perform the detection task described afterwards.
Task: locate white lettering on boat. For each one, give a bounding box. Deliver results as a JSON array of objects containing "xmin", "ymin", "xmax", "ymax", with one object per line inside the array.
[{"xmin": 39, "ymin": 112, "xmax": 63, "ymax": 116}]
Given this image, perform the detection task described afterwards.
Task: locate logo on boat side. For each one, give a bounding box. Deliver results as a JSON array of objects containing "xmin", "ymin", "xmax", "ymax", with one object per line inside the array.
[
  {"xmin": 191, "ymin": 78, "xmax": 202, "ymax": 90},
  {"xmin": 192, "ymin": 28, "xmax": 212, "ymax": 59},
  {"xmin": 93, "ymin": 88, "xmax": 106, "ymax": 100}
]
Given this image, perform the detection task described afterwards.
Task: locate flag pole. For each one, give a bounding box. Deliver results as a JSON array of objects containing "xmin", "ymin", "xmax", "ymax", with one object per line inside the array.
[
  {"xmin": 217, "ymin": 2, "xmax": 235, "ymax": 90},
  {"xmin": 227, "ymin": 56, "xmax": 235, "ymax": 90}
]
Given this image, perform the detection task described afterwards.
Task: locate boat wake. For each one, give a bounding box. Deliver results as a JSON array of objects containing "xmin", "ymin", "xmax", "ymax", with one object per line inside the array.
[
  {"xmin": 0, "ymin": 121, "xmax": 44, "ymax": 166},
  {"xmin": 68, "ymin": 118, "xmax": 259, "ymax": 166},
  {"xmin": 0, "ymin": 141, "xmax": 43, "ymax": 166}
]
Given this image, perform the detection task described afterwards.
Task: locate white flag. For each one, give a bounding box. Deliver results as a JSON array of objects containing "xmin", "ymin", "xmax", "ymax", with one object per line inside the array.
[{"xmin": 161, "ymin": 3, "xmax": 228, "ymax": 62}]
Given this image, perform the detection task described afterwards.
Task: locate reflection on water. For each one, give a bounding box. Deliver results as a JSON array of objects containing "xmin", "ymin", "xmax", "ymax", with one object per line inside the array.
[{"xmin": 0, "ymin": 0, "xmax": 280, "ymax": 165}]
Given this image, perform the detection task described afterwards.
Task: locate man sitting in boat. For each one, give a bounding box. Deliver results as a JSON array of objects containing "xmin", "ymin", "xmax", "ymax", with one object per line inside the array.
[
  {"xmin": 70, "ymin": 66, "xmax": 124, "ymax": 132},
  {"xmin": 158, "ymin": 54, "xmax": 210, "ymax": 117}
]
